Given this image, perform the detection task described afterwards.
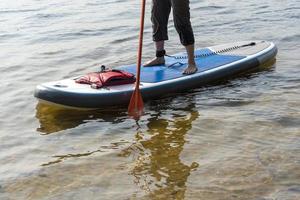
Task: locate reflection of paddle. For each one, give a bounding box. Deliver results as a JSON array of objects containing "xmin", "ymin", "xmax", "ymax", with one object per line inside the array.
[{"xmin": 128, "ymin": 0, "xmax": 146, "ymax": 118}]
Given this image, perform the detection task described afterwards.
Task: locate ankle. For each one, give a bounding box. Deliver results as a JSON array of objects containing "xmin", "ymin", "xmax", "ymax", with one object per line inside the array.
[
  {"xmin": 188, "ymin": 60, "xmax": 196, "ymax": 66},
  {"xmin": 156, "ymin": 50, "xmax": 166, "ymax": 58}
]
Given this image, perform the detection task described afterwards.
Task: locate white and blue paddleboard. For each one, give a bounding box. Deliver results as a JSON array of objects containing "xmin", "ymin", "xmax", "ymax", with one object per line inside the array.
[{"xmin": 34, "ymin": 40, "xmax": 277, "ymax": 109}]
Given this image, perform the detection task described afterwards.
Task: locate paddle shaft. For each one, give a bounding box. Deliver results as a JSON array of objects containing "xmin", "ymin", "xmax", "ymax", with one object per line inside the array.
[{"xmin": 136, "ymin": 0, "xmax": 146, "ymax": 89}]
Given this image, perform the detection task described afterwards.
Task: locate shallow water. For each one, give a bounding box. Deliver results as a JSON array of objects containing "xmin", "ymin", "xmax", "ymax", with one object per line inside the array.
[{"xmin": 0, "ymin": 0, "xmax": 300, "ymax": 199}]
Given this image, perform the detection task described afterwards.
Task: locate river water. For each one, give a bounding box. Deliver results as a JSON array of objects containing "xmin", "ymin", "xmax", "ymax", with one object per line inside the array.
[{"xmin": 0, "ymin": 0, "xmax": 299, "ymax": 199}]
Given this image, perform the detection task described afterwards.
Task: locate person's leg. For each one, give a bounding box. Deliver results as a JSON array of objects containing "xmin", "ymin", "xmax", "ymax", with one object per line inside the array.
[
  {"xmin": 171, "ymin": 0, "xmax": 197, "ymax": 74},
  {"xmin": 144, "ymin": 0, "xmax": 171, "ymax": 67}
]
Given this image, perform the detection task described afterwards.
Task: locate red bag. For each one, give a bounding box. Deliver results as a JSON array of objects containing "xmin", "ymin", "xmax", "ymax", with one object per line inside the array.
[{"xmin": 76, "ymin": 69, "xmax": 136, "ymax": 89}]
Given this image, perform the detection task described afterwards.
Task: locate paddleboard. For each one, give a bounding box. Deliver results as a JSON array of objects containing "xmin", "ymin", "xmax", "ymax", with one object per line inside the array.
[{"xmin": 34, "ymin": 40, "xmax": 277, "ymax": 109}]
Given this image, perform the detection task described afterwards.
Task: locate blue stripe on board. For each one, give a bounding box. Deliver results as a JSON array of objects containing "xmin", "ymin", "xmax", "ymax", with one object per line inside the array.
[{"xmin": 119, "ymin": 48, "xmax": 245, "ymax": 83}]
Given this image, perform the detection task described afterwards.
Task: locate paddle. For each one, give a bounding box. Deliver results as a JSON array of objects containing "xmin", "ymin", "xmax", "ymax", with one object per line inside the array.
[{"xmin": 128, "ymin": 0, "xmax": 146, "ymax": 118}]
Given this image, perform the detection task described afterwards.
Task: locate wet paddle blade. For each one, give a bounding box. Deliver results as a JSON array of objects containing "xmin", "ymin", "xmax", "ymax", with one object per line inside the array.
[{"xmin": 128, "ymin": 87, "xmax": 144, "ymax": 119}]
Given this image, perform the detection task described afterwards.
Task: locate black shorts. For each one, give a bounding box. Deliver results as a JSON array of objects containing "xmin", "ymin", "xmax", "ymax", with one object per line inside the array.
[{"xmin": 151, "ymin": 0, "xmax": 195, "ymax": 46}]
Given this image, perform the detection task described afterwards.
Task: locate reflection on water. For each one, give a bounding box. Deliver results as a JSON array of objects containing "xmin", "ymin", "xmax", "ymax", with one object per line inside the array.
[
  {"xmin": 4, "ymin": 95, "xmax": 203, "ymax": 200},
  {"xmin": 41, "ymin": 149, "xmax": 104, "ymax": 166},
  {"xmin": 120, "ymin": 98, "xmax": 199, "ymax": 199},
  {"xmin": 35, "ymin": 102, "xmax": 127, "ymax": 134}
]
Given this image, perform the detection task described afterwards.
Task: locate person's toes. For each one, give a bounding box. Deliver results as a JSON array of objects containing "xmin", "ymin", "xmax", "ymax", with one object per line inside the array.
[
  {"xmin": 191, "ymin": 67, "xmax": 198, "ymax": 74},
  {"xmin": 183, "ymin": 66, "xmax": 198, "ymax": 75},
  {"xmin": 183, "ymin": 68, "xmax": 188, "ymax": 74}
]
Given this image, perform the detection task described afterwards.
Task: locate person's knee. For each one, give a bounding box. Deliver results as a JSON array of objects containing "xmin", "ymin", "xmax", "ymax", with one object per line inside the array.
[{"xmin": 174, "ymin": 24, "xmax": 194, "ymax": 46}]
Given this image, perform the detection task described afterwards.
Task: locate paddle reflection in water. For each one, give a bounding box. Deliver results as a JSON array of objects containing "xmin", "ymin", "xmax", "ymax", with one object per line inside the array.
[{"xmin": 120, "ymin": 96, "xmax": 200, "ymax": 199}]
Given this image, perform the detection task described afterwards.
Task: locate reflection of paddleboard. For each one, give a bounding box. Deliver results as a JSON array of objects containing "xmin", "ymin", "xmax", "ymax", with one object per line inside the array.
[{"xmin": 34, "ymin": 40, "xmax": 277, "ymax": 109}]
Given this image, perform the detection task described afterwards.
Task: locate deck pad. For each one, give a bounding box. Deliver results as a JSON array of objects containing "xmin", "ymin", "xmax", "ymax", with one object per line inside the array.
[{"xmin": 120, "ymin": 48, "xmax": 245, "ymax": 83}]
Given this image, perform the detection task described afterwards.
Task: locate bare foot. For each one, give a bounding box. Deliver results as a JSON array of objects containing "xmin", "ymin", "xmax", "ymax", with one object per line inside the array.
[
  {"xmin": 143, "ymin": 57, "xmax": 165, "ymax": 67},
  {"xmin": 183, "ymin": 63, "xmax": 198, "ymax": 75}
]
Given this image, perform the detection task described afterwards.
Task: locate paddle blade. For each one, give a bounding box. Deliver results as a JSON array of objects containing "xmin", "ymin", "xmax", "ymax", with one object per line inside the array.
[{"xmin": 128, "ymin": 88, "xmax": 144, "ymax": 119}]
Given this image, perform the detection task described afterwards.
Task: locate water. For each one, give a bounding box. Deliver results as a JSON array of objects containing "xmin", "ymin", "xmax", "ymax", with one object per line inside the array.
[{"xmin": 0, "ymin": 0, "xmax": 299, "ymax": 199}]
